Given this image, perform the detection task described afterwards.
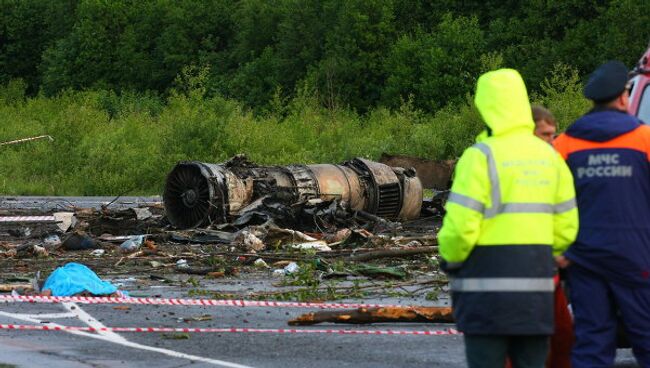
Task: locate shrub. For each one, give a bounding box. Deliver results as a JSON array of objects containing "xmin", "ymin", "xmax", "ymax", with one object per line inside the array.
[{"xmin": 0, "ymin": 70, "xmax": 590, "ymax": 195}]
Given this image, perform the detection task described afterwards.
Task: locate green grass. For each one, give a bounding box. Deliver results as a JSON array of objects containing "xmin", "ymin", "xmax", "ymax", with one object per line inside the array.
[{"xmin": 0, "ymin": 65, "xmax": 590, "ymax": 195}]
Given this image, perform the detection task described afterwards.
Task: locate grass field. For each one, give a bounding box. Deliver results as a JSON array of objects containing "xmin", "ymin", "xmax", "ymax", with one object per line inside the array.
[{"xmin": 0, "ymin": 65, "xmax": 590, "ymax": 195}]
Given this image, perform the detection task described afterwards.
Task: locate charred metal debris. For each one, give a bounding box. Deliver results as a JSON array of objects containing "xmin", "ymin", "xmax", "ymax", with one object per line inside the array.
[
  {"xmin": 163, "ymin": 154, "xmax": 424, "ymax": 229},
  {"xmin": 0, "ymin": 155, "xmax": 451, "ymax": 302}
]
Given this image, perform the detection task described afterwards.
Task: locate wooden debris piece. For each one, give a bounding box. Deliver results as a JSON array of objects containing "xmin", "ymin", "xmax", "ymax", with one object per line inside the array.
[
  {"xmin": 288, "ymin": 306, "xmax": 453, "ymax": 326},
  {"xmin": 0, "ymin": 283, "xmax": 33, "ymax": 292}
]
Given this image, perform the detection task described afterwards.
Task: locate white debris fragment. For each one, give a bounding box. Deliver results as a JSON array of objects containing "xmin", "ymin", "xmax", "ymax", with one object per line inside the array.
[
  {"xmin": 90, "ymin": 249, "xmax": 106, "ymax": 257},
  {"xmin": 53, "ymin": 212, "xmax": 76, "ymax": 232},
  {"xmin": 291, "ymin": 241, "xmax": 332, "ymax": 252},
  {"xmin": 43, "ymin": 234, "xmax": 62, "ymax": 248},
  {"xmin": 235, "ymin": 230, "xmax": 265, "ymax": 251},
  {"xmin": 254, "ymin": 258, "xmax": 269, "ymax": 269},
  {"xmin": 176, "ymin": 259, "xmax": 189, "ymax": 269},
  {"xmin": 283, "ymin": 262, "xmax": 300, "ymax": 274}
]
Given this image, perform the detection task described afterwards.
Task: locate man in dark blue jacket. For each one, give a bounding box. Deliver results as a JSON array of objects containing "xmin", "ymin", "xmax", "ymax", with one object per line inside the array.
[{"xmin": 555, "ymin": 61, "xmax": 650, "ymax": 367}]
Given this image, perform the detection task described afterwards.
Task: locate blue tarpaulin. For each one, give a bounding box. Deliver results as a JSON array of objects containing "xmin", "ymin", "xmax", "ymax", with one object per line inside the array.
[{"xmin": 43, "ymin": 262, "xmax": 118, "ymax": 296}]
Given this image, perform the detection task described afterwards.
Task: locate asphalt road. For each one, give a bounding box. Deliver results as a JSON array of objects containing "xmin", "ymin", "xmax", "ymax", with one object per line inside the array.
[
  {"xmin": 0, "ymin": 284, "xmax": 641, "ymax": 368},
  {"xmin": 0, "ymin": 196, "xmax": 641, "ymax": 367},
  {"xmin": 0, "ymin": 285, "xmax": 465, "ymax": 368}
]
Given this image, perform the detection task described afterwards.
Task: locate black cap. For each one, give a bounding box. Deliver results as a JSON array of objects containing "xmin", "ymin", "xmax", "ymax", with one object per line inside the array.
[{"xmin": 583, "ymin": 61, "xmax": 629, "ymax": 102}]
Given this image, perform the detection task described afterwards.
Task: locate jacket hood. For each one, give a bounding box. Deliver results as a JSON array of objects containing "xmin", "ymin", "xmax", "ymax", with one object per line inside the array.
[
  {"xmin": 566, "ymin": 109, "xmax": 641, "ymax": 142},
  {"xmin": 474, "ymin": 69, "xmax": 535, "ymax": 137}
]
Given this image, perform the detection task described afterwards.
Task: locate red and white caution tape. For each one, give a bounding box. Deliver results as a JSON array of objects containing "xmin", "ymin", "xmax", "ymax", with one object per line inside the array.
[
  {"xmin": 0, "ymin": 295, "xmax": 413, "ymax": 310},
  {"xmin": 0, "ymin": 324, "xmax": 461, "ymax": 336},
  {"xmin": 0, "ymin": 216, "xmax": 56, "ymax": 223},
  {"xmin": 0, "ymin": 135, "xmax": 53, "ymax": 146}
]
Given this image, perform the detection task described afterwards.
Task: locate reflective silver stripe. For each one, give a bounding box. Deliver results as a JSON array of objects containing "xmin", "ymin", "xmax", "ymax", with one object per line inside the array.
[
  {"xmin": 499, "ymin": 203, "xmax": 553, "ymax": 214},
  {"xmin": 447, "ymin": 192, "xmax": 485, "ymax": 213},
  {"xmin": 450, "ymin": 277, "xmax": 554, "ymax": 292},
  {"xmin": 474, "ymin": 143, "xmax": 501, "ymax": 218},
  {"xmin": 554, "ymin": 198, "xmax": 576, "ymax": 213}
]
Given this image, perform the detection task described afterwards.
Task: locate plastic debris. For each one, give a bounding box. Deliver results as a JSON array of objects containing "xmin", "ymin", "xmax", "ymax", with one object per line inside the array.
[
  {"xmin": 42, "ymin": 263, "xmax": 119, "ymax": 296},
  {"xmin": 176, "ymin": 259, "xmax": 189, "ymax": 269},
  {"xmin": 120, "ymin": 235, "xmax": 144, "ymax": 253},
  {"xmin": 90, "ymin": 249, "xmax": 105, "ymax": 257},
  {"xmin": 283, "ymin": 262, "xmax": 300, "ymax": 275},
  {"xmin": 291, "ymin": 241, "xmax": 332, "ymax": 252},
  {"xmin": 254, "ymin": 258, "xmax": 269, "ymax": 269},
  {"xmin": 43, "ymin": 234, "xmax": 62, "ymax": 248}
]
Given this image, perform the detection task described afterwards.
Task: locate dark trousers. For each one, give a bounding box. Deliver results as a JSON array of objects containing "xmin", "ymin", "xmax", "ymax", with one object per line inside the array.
[
  {"xmin": 568, "ymin": 264, "xmax": 650, "ymax": 368},
  {"xmin": 464, "ymin": 335, "xmax": 549, "ymax": 368}
]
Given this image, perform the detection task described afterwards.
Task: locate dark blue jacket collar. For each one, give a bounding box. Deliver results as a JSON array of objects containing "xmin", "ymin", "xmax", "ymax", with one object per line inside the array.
[{"xmin": 566, "ymin": 108, "xmax": 642, "ymax": 142}]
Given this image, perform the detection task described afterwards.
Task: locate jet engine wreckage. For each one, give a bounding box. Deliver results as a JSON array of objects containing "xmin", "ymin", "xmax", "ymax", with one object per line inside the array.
[
  {"xmin": 1, "ymin": 155, "xmax": 449, "ymax": 328},
  {"xmin": 163, "ymin": 155, "xmax": 424, "ymax": 230}
]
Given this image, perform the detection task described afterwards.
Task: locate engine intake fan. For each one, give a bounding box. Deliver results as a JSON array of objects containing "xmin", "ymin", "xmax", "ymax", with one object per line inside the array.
[{"xmin": 163, "ymin": 156, "xmax": 422, "ymax": 229}]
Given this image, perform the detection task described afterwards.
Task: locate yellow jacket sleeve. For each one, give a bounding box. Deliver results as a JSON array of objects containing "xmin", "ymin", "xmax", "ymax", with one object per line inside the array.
[
  {"xmin": 438, "ymin": 146, "xmax": 489, "ymax": 268},
  {"xmin": 552, "ymin": 154, "xmax": 579, "ymax": 255}
]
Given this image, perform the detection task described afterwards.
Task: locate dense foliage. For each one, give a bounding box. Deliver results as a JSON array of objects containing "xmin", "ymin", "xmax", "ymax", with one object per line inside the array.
[
  {"xmin": 2, "ymin": 0, "xmax": 648, "ymax": 111},
  {"xmin": 0, "ymin": 0, "xmax": 646, "ymax": 194}
]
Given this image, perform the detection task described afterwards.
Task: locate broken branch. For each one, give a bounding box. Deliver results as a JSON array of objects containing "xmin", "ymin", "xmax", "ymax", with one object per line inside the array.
[{"xmin": 345, "ymin": 246, "xmax": 438, "ymax": 262}]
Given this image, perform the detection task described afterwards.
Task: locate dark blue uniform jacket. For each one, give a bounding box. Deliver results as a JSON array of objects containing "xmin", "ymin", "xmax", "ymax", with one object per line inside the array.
[{"xmin": 554, "ymin": 109, "xmax": 650, "ymax": 286}]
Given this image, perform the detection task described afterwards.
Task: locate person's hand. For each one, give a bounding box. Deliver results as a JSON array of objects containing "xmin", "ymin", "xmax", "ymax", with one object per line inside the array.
[{"xmin": 555, "ymin": 255, "xmax": 571, "ymax": 269}]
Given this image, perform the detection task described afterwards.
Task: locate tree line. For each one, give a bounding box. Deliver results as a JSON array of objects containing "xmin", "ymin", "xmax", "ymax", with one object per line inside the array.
[
  {"xmin": 2, "ymin": 0, "xmax": 649, "ymax": 113},
  {"xmin": 0, "ymin": 0, "xmax": 648, "ymax": 195}
]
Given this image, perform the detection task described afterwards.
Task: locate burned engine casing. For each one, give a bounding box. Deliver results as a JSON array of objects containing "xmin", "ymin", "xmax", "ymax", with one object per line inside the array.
[{"xmin": 163, "ymin": 156, "xmax": 422, "ymax": 229}]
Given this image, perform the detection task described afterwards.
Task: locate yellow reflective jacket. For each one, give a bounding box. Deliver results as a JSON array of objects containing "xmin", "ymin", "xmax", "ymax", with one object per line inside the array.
[{"xmin": 438, "ymin": 69, "xmax": 579, "ymax": 335}]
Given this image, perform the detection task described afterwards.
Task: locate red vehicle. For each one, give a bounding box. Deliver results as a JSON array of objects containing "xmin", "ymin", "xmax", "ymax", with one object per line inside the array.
[
  {"xmin": 628, "ymin": 45, "xmax": 650, "ymax": 120},
  {"xmin": 606, "ymin": 45, "xmax": 650, "ymax": 350}
]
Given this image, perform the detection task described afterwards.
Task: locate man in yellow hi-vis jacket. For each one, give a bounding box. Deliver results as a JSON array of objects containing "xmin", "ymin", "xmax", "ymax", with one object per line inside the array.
[{"xmin": 438, "ymin": 69, "xmax": 579, "ymax": 368}]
